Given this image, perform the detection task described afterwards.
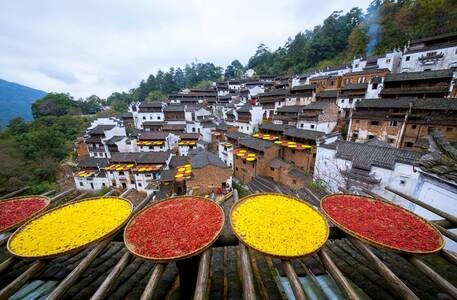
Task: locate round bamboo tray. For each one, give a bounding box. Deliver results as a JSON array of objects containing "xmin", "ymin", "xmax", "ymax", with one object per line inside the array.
[
  {"xmin": 124, "ymin": 196, "xmax": 225, "ymax": 263},
  {"xmin": 0, "ymin": 195, "xmax": 51, "ymax": 234},
  {"xmin": 230, "ymin": 192, "xmax": 329, "ymax": 259},
  {"xmin": 321, "ymin": 193, "xmax": 444, "ymax": 255},
  {"xmin": 7, "ymin": 196, "xmax": 133, "ymax": 260}
]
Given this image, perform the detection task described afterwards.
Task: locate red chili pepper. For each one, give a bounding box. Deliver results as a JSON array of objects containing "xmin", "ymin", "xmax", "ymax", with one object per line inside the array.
[
  {"xmin": 322, "ymin": 195, "xmax": 441, "ymax": 252},
  {"xmin": 0, "ymin": 198, "xmax": 48, "ymax": 231},
  {"xmin": 125, "ymin": 197, "xmax": 223, "ymax": 259}
]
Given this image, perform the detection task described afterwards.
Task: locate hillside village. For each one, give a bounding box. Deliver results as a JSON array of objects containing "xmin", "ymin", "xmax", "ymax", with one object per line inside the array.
[{"xmin": 73, "ymin": 32, "xmax": 457, "ymax": 218}]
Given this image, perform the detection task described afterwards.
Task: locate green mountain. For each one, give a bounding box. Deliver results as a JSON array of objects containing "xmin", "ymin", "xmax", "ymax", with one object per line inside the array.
[{"xmin": 0, "ymin": 79, "xmax": 47, "ymax": 128}]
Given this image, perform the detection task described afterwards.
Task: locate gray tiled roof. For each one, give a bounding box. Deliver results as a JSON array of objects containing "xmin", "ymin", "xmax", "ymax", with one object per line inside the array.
[
  {"xmin": 384, "ymin": 69, "xmax": 453, "ymax": 82},
  {"xmin": 303, "ymin": 101, "xmax": 330, "ymax": 110},
  {"xmin": 356, "ymin": 98, "xmax": 457, "ymax": 110},
  {"xmin": 283, "ymin": 128, "xmax": 325, "ymax": 140},
  {"xmin": 290, "ymin": 84, "xmax": 316, "ymax": 91},
  {"xmin": 190, "ymin": 151, "xmax": 228, "ymax": 168},
  {"xmin": 138, "ymin": 132, "xmax": 169, "ymax": 140},
  {"xmin": 163, "ymin": 105, "xmax": 185, "ymax": 112},
  {"xmin": 321, "ymin": 140, "xmax": 423, "ymax": 170},
  {"xmin": 77, "ymin": 157, "xmax": 109, "ymax": 168},
  {"xmin": 178, "ymin": 133, "xmax": 200, "ymax": 140},
  {"xmin": 276, "ymin": 105, "xmax": 305, "ymax": 113},
  {"xmin": 236, "ymin": 104, "xmax": 252, "ymax": 113},
  {"xmin": 110, "ymin": 152, "xmax": 171, "ymax": 164},
  {"xmin": 226, "ymin": 131, "xmax": 250, "ymax": 140},
  {"xmin": 342, "ymin": 83, "xmax": 368, "ymax": 90},
  {"xmin": 316, "ymin": 90, "xmax": 338, "ymax": 98},
  {"xmin": 104, "ymin": 136, "xmax": 125, "ymax": 145},
  {"xmin": 259, "ymin": 123, "xmax": 293, "ymax": 132},
  {"xmin": 238, "ymin": 137, "xmax": 274, "ymax": 151},
  {"xmin": 88, "ymin": 125, "xmax": 115, "ymax": 135}
]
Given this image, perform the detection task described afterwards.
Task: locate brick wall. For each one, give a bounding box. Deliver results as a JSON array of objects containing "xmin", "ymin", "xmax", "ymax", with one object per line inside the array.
[{"xmin": 187, "ymin": 165, "xmax": 232, "ymax": 195}]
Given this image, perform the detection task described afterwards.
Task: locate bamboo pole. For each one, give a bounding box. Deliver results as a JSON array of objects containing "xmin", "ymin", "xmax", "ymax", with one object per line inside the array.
[
  {"xmin": 282, "ymin": 260, "xmax": 307, "ymax": 300},
  {"xmin": 193, "ymin": 249, "xmax": 212, "ymax": 300},
  {"xmin": 0, "ymin": 261, "xmax": 46, "ymax": 299},
  {"xmin": 441, "ymin": 249, "xmax": 457, "ymax": 266},
  {"xmin": 318, "ymin": 248, "xmax": 360, "ymax": 300},
  {"xmin": 385, "ymin": 186, "xmax": 457, "ymax": 225},
  {"xmin": 0, "ymin": 186, "xmax": 30, "ymax": 199},
  {"xmin": 0, "ymin": 232, "xmax": 12, "ymax": 246},
  {"xmin": 41, "ymin": 189, "xmax": 56, "ymax": 196},
  {"xmin": 297, "ymin": 260, "xmax": 328, "ymax": 299},
  {"xmin": 233, "ymin": 189, "xmax": 256, "ymax": 300},
  {"xmin": 46, "ymin": 239, "xmax": 112, "ymax": 300},
  {"xmin": 408, "ymin": 256, "xmax": 457, "ymax": 299},
  {"xmin": 348, "ymin": 238, "xmax": 419, "ymax": 300},
  {"xmin": 49, "ymin": 188, "xmax": 75, "ymax": 203},
  {"xmin": 140, "ymin": 264, "xmax": 166, "ymax": 300},
  {"xmin": 90, "ymin": 251, "xmax": 131, "ymax": 300},
  {"xmin": 0, "ymin": 257, "xmax": 18, "ymax": 274}
]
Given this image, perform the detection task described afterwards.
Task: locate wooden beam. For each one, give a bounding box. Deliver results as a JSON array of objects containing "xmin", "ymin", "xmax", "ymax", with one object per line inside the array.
[
  {"xmin": 349, "ymin": 238, "xmax": 419, "ymax": 300},
  {"xmin": 0, "ymin": 186, "xmax": 30, "ymax": 199},
  {"xmin": 408, "ymin": 256, "xmax": 457, "ymax": 299},
  {"xmin": 140, "ymin": 264, "xmax": 166, "ymax": 300},
  {"xmin": 441, "ymin": 249, "xmax": 457, "ymax": 266},
  {"xmin": 46, "ymin": 239, "xmax": 112, "ymax": 300},
  {"xmin": 0, "ymin": 232, "xmax": 12, "ymax": 247},
  {"xmin": 385, "ymin": 187, "xmax": 457, "ymax": 225},
  {"xmin": 0, "ymin": 261, "xmax": 46, "ymax": 299},
  {"xmin": 434, "ymin": 223, "xmax": 457, "ymax": 243},
  {"xmin": 41, "ymin": 189, "xmax": 56, "ymax": 196},
  {"xmin": 49, "ymin": 188, "xmax": 75, "ymax": 203},
  {"xmin": 0, "ymin": 257, "xmax": 18, "ymax": 274},
  {"xmin": 282, "ymin": 260, "xmax": 307, "ymax": 300},
  {"xmin": 90, "ymin": 251, "xmax": 131, "ymax": 300},
  {"xmin": 193, "ymin": 249, "xmax": 212, "ymax": 300},
  {"xmin": 233, "ymin": 189, "xmax": 256, "ymax": 300},
  {"xmin": 318, "ymin": 248, "xmax": 360, "ymax": 300}
]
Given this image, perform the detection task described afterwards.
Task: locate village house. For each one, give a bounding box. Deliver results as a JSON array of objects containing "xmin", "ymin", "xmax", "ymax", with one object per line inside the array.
[
  {"xmin": 348, "ymin": 98, "xmax": 457, "ymax": 148},
  {"xmin": 310, "ymin": 65, "xmax": 352, "ymax": 78},
  {"xmin": 121, "ymin": 112, "xmax": 134, "ymax": 130},
  {"xmin": 255, "ymin": 89, "xmax": 288, "ymax": 119},
  {"xmin": 210, "ymin": 122, "xmax": 237, "ymax": 151},
  {"xmin": 163, "ymin": 104, "xmax": 188, "ymax": 123},
  {"xmin": 337, "ymin": 84, "xmax": 367, "ymax": 119},
  {"xmin": 245, "ymin": 81, "xmax": 264, "ymax": 96},
  {"xmin": 314, "ymin": 138, "xmax": 423, "ymax": 201},
  {"xmin": 185, "ymin": 150, "xmax": 233, "ymax": 195},
  {"xmin": 232, "ymin": 136, "xmax": 279, "ymax": 184},
  {"xmin": 168, "ymin": 89, "xmax": 217, "ymax": 104},
  {"xmin": 380, "ymin": 69, "xmax": 454, "ymax": 98},
  {"xmin": 401, "ymin": 32, "xmax": 457, "ymax": 72},
  {"xmin": 287, "ymin": 84, "xmax": 315, "ymax": 106},
  {"xmin": 296, "ymin": 101, "xmax": 338, "ymax": 133},
  {"xmin": 273, "ymin": 105, "xmax": 305, "ymax": 125},
  {"xmin": 131, "ymin": 102, "xmax": 164, "ymax": 130},
  {"xmin": 105, "ymin": 152, "xmax": 172, "ymax": 192},
  {"xmin": 136, "ymin": 131, "xmax": 171, "ymax": 152},
  {"xmin": 258, "ymin": 123, "xmax": 293, "ymax": 136},
  {"xmin": 352, "ymin": 51, "xmax": 402, "ymax": 73},
  {"xmin": 84, "ymin": 118, "xmax": 130, "ymax": 159},
  {"xmin": 73, "ymin": 157, "xmax": 110, "ymax": 191},
  {"xmin": 177, "ymin": 132, "xmax": 201, "ymax": 156},
  {"xmin": 226, "ymin": 104, "xmax": 264, "ymax": 135},
  {"xmin": 309, "ymin": 75, "xmax": 342, "ymax": 92}
]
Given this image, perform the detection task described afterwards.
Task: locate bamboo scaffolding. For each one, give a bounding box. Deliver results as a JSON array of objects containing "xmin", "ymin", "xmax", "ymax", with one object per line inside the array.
[
  {"xmin": 0, "ymin": 186, "xmax": 30, "ymax": 199},
  {"xmin": 408, "ymin": 256, "xmax": 457, "ymax": 299},
  {"xmin": 317, "ymin": 248, "xmax": 360, "ymax": 300},
  {"xmin": 348, "ymin": 238, "xmax": 419, "ymax": 300},
  {"xmin": 385, "ymin": 186, "xmax": 457, "ymax": 225},
  {"xmin": 282, "ymin": 260, "xmax": 307, "ymax": 300}
]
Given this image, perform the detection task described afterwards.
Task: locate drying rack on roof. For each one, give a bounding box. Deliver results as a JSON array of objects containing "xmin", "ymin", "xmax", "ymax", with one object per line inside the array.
[{"xmin": 0, "ymin": 184, "xmax": 456, "ymax": 299}]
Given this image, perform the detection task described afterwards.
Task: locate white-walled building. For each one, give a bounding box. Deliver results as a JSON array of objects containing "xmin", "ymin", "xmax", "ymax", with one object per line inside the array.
[
  {"xmin": 352, "ymin": 50, "xmax": 402, "ymax": 73},
  {"xmin": 131, "ymin": 102, "xmax": 164, "ymax": 130},
  {"xmin": 136, "ymin": 132, "xmax": 171, "ymax": 152},
  {"xmin": 85, "ymin": 118, "xmax": 128, "ymax": 159},
  {"xmin": 314, "ymin": 139, "xmax": 423, "ymax": 202},
  {"xmin": 177, "ymin": 133, "xmax": 201, "ymax": 156},
  {"xmin": 256, "ymin": 89, "xmax": 288, "ymax": 119},
  {"xmin": 296, "ymin": 101, "xmax": 339, "ymax": 134},
  {"xmin": 218, "ymin": 141, "xmax": 234, "ymax": 167},
  {"xmin": 73, "ymin": 157, "xmax": 110, "ymax": 191},
  {"xmin": 401, "ymin": 32, "xmax": 457, "ymax": 72},
  {"xmin": 227, "ymin": 104, "xmax": 264, "ymax": 135}
]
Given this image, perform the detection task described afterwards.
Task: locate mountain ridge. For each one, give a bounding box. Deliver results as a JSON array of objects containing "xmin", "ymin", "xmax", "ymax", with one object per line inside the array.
[{"xmin": 0, "ymin": 78, "xmax": 47, "ymax": 127}]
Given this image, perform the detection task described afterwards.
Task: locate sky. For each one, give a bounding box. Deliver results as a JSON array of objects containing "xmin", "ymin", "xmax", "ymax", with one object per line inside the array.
[{"xmin": 0, "ymin": 0, "xmax": 372, "ymax": 98}]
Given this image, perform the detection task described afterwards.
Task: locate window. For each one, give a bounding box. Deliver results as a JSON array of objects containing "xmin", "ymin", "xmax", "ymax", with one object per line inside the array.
[
  {"xmin": 142, "ymin": 116, "xmax": 146, "ymax": 120},
  {"xmin": 192, "ymin": 128, "xmax": 196, "ymax": 132},
  {"xmin": 341, "ymin": 99, "xmax": 345, "ymax": 103},
  {"xmin": 150, "ymin": 116, "xmax": 153, "ymax": 120},
  {"xmin": 355, "ymin": 64, "xmax": 359, "ymax": 68},
  {"xmin": 247, "ymin": 126, "xmax": 250, "ymax": 131},
  {"xmin": 243, "ymin": 160, "xmax": 246, "ymax": 165},
  {"xmin": 368, "ymin": 135, "xmax": 375, "ymax": 139},
  {"xmin": 411, "ymin": 124, "xmax": 417, "ymax": 129},
  {"xmin": 310, "ymin": 124, "xmax": 315, "ymax": 129},
  {"xmin": 330, "ymin": 81, "xmax": 334, "ymax": 86},
  {"xmin": 138, "ymin": 183, "xmax": 142, "ymax": 187},
  {"xmin": 291, "ymin": 150, "xmax": 295, "ymax": 154},
  {"xmin": 426, "ymin": 51, "xmax": 437, "ymax": 57},
  {"xmin": 405, "ymin": 56, "xmax": 410, "ymax": 61},
  {"xmin": 79, "ymin": 182, "xmax": 84, "ymax": 187},
  {"xmin": 252, "ymin": 164, "xmax": 255, "ymax": 168},
  {"xmin": 157, "ymin": 116, "xmax": 161, "ymax": 120},
  {"xmin": 293, "ymin": 180, "xmax": 297, "ymax": 184},
  {"xmin": 102, "ymin": 183, "xmax": 106, "ymax": 186},
  {"xmin": 387, "ymin": 138, "xmax": 395, "ymax": 144},
  {"xmin": 270, "ymin": 167, "xmax": 275, "ymax": 171},
  {"xmin": 300, "ymin": 123, "xmax": 304, "ymax": 128},
  {"xmin": 405, "ymin": 142, "xmax": 414, "ymax": 147},
  {"xmin": 389, "ymin": 121, "xmax": 398, "ymax": 127},
  {"xmin": 386, "ymin": 58, "xmax": 391, "ymax": 63},
  {"xmin": 400, "ymin": 179, "xmax": 406, "ymax": 186},
  {"xmin": 119, "ymin": 171, "xmax": 124, "ymax": 175},
  {"xmin": 446, "ymin": 127, "xmax": 453, "ymax": 132},
  {"xmin": 235, "ymin": 167, "xmax": 239, "ymax": 171},
  {"xmin": 370, "ymin": 121, "xmax": 379, "ymax": 126},
  {"xmin": 355, "ymin": 120, "xmax": 360, "ymax": 123},
  {"xmin": 372, "ymin": 82, "xmax": 378, "ymax": 89}
]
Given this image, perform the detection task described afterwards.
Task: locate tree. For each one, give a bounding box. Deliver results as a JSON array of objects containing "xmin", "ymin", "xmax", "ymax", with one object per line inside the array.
[
  {"xmin": 145, "ymin": 90, "xmax": 167, "ymax": 102},
  {"xmin": 347, "ymin": 26, "xmax": 368, "ymax": 58},
  {"xmin": 224, "ymin": 65, "xmax": 236, "ymax": 79},
  {"xmin": 6, "ymin": 117, "xmax": 28, "ymax": 136},
  {"xmin": 32, "ymin": 93, "xmax": 81, "ymax": 118}
]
